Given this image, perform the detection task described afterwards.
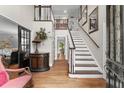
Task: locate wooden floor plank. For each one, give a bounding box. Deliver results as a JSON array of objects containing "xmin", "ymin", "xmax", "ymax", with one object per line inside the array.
[{"xmin": 32, "ymin": 60, "xmax": 106, "ymax": 88}]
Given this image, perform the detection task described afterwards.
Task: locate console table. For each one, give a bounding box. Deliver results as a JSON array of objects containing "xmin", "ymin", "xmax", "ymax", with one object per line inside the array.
[{"xmin": 30, "ymin": 53, "xmax": 50, "ymax": 72}]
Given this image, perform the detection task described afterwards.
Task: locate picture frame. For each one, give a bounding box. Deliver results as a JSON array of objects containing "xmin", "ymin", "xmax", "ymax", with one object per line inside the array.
[
  {"xmin": 82, "ymin": 5, "xmax": 87, "ymax": 26},
  {"xmin": 78, "ymin": 6, "xmax": 82, "ymax": 21},
  {"xmin": 89, "ymin": 7, "xmax": 98, "ymax": 34}
]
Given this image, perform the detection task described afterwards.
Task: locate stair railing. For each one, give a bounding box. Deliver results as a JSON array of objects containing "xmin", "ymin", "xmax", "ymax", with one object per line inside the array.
[
  {"xmin": 54, "ymin": 19, "xmax": 68, "ymax": 30},
  {"xmin": 104, "ymin": 58, "xmax": 124, "ymax": 88},
  {"xmin": 67, "ymin": 27, "xmax": 76, "ymax": 74}
]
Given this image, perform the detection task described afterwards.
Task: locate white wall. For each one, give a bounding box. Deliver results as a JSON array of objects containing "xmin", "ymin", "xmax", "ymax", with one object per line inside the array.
[
  {"xmin": 0, "ymin": 5, "xmax": 34, "ymax": 30},
  {"xmin": 55, "ymin": 30, "xmax": 69, "ymax": 60},
  {"xmin": 0, "ymin": 5, "xmax": 56, "ymax": 67},
  {"xmin": 32, "ymin": 21, "xmax": 55, "ymax": 67},
  {"xmin": 68, "ymin": 18, "xmax": 79, "ymax": 31},
  {"xmin": 79, "ymin": 6, "xmax": 106, "ymax": 73}
]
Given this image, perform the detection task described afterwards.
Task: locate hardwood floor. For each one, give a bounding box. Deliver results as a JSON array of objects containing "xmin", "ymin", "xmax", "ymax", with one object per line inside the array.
[{"xmin": 32, "ymin": 60, "xmax": 106, "ymax": 88}]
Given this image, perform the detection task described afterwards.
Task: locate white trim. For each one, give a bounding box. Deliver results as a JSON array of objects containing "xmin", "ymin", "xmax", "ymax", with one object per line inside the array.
[
  {"xmin": 74, "ymin": 67, "xmax": 100, "ymax": 71},
  {"xmin": 75, "ymin": 56, "xmax": 93, "ymax": 59},
  {"xmin": 69, "ymin": 74, "xmax": 103, "ymax": 78},
  {"xmin": 75, "ymin": 61, "xmax": 96, "ymax": 64}
]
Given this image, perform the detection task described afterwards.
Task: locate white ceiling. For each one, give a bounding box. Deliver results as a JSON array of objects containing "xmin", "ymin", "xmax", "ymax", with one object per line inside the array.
[{"xmin": 52, "ymin": 5, "xmax": 80, "ymax": 19}]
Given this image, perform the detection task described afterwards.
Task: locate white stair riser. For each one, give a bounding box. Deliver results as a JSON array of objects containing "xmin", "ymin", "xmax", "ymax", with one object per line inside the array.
[
  {"xmin": 76, "ymin": 48, "xmax": 89, "ymax": 51},
  {"xmin": 73, "ymin": 40, "xmax": 84, "ymax": 42},
  {"xmin": 75, "ymin": 61, "xmax": 96, "ymax": 64},
  {"xmin": 74, "ymin": 67, "xmax": 100, "ymax": 71},
  {"xmin": 72, "ymin": 34, "xmax": 82, "ymax": 35},
  {"xmin": 73, "ymin": 37, "xmax": 82, "ymax": 38},
  {"xmin": 71, "ymin": 33, "xmax": 82, "ymax": 34},
  {"xmin": 75, "ymin": 56, "xmax": 93, "ymax": 59},
  {"xmin": 69, "ymin": 74, "xmax": 103, "ymax": 78},
  {"xmin": 75, "ymin": 52, "xmax": 90, "ymax": 54},
  {"xmin": 76, "ymin": 47, "xmax": 88, "ymax": 50},
  {"xmin": 75, "ymin": 45, "xmax": 87, "ymax": 47},
  {"xmin": 75, "ymin": 44, "xmax": 87, "ymax": 48},
  {"xmin": 72, "ymin": 37, "xmax": 81, "ymax": 39},
  {"xmin": 74, "ymin": 42, "xmax": 85, "ymax": 44}
]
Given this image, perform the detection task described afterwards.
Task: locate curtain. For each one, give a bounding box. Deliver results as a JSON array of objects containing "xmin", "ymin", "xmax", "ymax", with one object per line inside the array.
[{"xmin": 109, "ymin": 5, "xmax": 122, "ymax": 63}]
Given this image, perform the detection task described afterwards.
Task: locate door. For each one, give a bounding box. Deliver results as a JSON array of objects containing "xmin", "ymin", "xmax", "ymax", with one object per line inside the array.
[
  {"xmin": 106, "ymin": 5, "xmax": 124, "ymax": 88},
  {"xmin": 18, "ymin": 26, "xmax": 31, "ymax": 67}
]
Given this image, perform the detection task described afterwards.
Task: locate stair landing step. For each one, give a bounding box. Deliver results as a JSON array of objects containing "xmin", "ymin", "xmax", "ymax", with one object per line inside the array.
[
  {"xmin": 75, "ymin": 70, "xmax": 102, "ymax": 74},
  {"xmin": 75, "ymin": 64, "xmax": 98, "ymax": 67}
]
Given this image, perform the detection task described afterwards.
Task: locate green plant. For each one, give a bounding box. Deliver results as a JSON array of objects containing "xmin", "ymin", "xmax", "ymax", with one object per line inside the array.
[
  {"xmin": 59, "ymin": 42, "xmax": 64, "ymax": 55},
  {"xmin": 34, "ymin": 28, "xmax": 47, "ymax": 41},
  {"xmin": 59, "ymin": 42, "xmax": 64, "ymax": 50}
]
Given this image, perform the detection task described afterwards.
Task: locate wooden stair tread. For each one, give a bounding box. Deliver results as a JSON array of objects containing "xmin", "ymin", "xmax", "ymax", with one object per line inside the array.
[
  {"xmin": 75, "ymin": 58, "xmax": 94, "ymax": 61},
  {"xmin": 76, "ymin": 47, "xmax": 87, "ymax": 48},
  {"xmin": 75, "ymin": 44, "xmax": 86, "ymax": 45},
  {"xmin": 75, "ymin": 64, "xmax": 98, "ymax": 67},
  {"xmin": 73, "ymin": 39, "xmax": 83, "ymax": 40},
  {"xmin": 75, "ymin": 54, "xmax": 91, "ymax": 56},
  {"xmin": 75, "ymin": 70, "xmax": 102, "ymax": 74},
  {"xmin": 75, "ymin": 50, "xmax": 89, "ymax": 52}
]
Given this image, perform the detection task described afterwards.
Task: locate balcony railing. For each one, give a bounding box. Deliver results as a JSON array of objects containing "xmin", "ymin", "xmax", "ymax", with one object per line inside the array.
[
  {"xmin": 34, "ymin": 5, "xmax": 53, "ymax": 21},
  {"xmin": 54, "ymin": 19, "xmax": 68, "ymax": 30}
]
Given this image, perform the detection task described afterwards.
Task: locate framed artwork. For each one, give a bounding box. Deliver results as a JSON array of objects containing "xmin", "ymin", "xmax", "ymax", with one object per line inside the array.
[
  {"xmin": 82, "ymin": 5, "xmax": 87, "ymax": 26},
  {"xmin": 78, "ymin": 6, "xmax": 82, "ymax": 21},
  {"xmin": 89, "ymin": 7, "xmax": 98, "ymax": 34}
]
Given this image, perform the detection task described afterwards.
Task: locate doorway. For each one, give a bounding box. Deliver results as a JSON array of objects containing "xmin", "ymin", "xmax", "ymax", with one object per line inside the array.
[{"xmin": 57, "ymin": 37, "xmax": 65, "ymax": 60}]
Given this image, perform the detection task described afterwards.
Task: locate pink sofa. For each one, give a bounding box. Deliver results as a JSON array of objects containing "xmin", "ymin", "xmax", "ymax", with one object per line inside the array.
[{"xmin": 0, "ymin": 56, "xmax": 32, "ymax": 88}]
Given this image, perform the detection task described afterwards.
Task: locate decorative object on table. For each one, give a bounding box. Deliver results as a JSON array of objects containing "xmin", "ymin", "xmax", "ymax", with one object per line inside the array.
[
  {"xmin": 32, "ymin": 27, "xmax": 47, "ymax": 53},
  {"xmin": 82, "ymin": 5, "xmax": 87, "ymax": 26},
  {"xmin": 89, "ymin": 7, "xmax": 98, "ymax": 34}
]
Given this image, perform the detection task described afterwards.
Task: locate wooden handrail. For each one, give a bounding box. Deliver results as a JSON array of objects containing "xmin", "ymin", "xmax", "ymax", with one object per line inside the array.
[{"xmin": 68, "ymin": 27, "xmax": 75, "ymax": 49}]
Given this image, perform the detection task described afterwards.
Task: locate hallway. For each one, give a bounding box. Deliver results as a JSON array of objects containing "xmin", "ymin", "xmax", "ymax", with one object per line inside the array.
[{"xmin": 32, "ymin": 60, "xmax": 106, "ymax": 88}]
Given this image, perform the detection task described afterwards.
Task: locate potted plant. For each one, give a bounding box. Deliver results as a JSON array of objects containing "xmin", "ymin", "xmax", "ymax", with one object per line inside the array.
[
  {"xmin": 32, "ymin": 27, "xmax": 47, "ymax": 53},
  {"xmin": 34, "ymin": 28, "xmax": 47, "ymax": 42},
  {"xmin": 59, "ymin": 42, "xmax": 64, "ymax": 55}
]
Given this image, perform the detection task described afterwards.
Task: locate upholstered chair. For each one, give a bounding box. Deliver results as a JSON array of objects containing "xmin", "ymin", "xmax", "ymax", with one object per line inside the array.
[{"xmin": 0, "ymin": 56, "xmax": 32, "ymax": 88}]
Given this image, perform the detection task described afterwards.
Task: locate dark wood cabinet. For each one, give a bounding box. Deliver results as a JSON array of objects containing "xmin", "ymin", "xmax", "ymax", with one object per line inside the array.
[{"xmin": 30, "ymin": 53, "xmax": 50, "ymax": 72}]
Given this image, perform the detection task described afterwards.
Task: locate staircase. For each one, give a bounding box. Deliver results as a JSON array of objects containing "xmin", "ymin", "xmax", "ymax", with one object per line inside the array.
[{"xmin": 69, "ymin": 30, "xmax": 103, "ymax": 78}]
